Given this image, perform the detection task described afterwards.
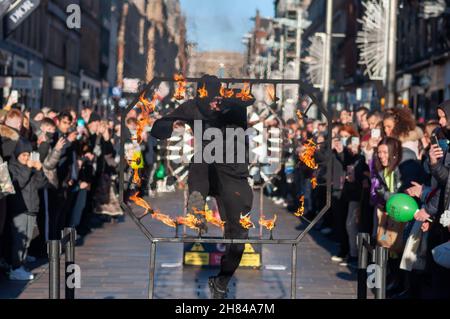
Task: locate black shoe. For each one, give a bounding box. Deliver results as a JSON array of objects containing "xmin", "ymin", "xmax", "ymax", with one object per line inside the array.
[{"xmin": 208, "ymin": 277, "xmax": 228, "ymax": 299}]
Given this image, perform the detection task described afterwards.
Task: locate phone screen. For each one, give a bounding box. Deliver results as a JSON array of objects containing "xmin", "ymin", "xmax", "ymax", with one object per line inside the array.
[{"xmin": 371, "ymin": 129, "xmax": 381, "ymax": 139}]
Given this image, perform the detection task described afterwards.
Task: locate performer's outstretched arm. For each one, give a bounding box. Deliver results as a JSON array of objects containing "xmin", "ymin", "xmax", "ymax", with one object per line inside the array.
[{"xmin": 150, "ymin": 101, "xmax": 195, "ymax": 140}]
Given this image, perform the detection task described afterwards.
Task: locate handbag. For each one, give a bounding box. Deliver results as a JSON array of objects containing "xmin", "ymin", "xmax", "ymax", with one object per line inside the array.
[
  {"xmin": 0, "ymin": 161, "xmax": 15, "ymax": 196},
  {"xmin": 432, "ymin": 241, "xmax": 450, "ymax": 269}
]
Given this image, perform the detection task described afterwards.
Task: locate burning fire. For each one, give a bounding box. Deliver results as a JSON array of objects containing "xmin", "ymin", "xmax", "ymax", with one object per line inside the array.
[
  {"xmin": 130, "ymin": 192, "xmax": 152, "ymax": 214},
  {"xmin": 177, "ymin": 214, "xmax": 202, "ymax": 231},
  {"xmin": 194, "ymin": 208, "xmax": 225, "ymax": 229},
  {"xmin": 220, "ymin": 86, "xmax": 234, "ymax": 98},
  {"xmin": 236, "ymin": 82, "xmax": 253, "ymax": 101},
  {"xmin": 152, "ymin": 210, "xmax": 177, "ymax": 228},
  {"xmin": 240, "ymin": 213, "xmax": 255, "ymax": 229},
  {"xmin": 266, "ymin": 85, "xmax": 275, "ymax": 102},
  {"xmin": 311, "ymin": 177, "xmax": 318, "ymax": 189},
  {"xmin": 133, "ymin": 168, "xmax": 141, "ymax": 185},
  {"xmin": 297, "ymin": 110, "xmax": 304, "ymax": 122},
  {"xmin": 138, "ymin": 92, "xmax": 158, "ymax": 114},
  {"xmin": 294, "ymin": 196, "xmax": 305, "ymax": 217},
  {"xmin": 259, "ymin": 215, "xmax": 277, "ymax": 231},
  {"xmin": 198, "ymin": 83, "xmax": 208, "ymax": 98},
  {"xmin": 299, "ymin": 139, "xmax": 318, "ymax": 170},
  {"xmin": 173, "ymin": 74, "xmax": 187, "ymax": 100}
]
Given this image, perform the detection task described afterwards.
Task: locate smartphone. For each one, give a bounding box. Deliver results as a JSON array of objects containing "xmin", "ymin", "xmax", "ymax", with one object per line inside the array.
[
  {"xmin": 431, "ymin": 134, "xmax": 439, "ymax": 146},
  {"xmin": 30, "ymin": 152, "xmax": 40, "ymax": 163},
  {"xmin": 371, "ymin": 128, "xmax": 381, "ymax": 139}
]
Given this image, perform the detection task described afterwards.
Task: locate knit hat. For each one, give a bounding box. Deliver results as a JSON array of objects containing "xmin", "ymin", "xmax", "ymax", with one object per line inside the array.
[{"xmin": 14, "ymin": 138, "xmax": 33, "ymax": 157}]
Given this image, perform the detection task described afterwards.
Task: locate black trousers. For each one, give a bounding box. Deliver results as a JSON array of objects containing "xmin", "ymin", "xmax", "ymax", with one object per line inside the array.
[{"xmin": 188, "ymin": 163, "xmax": 253, "ymax": 289}]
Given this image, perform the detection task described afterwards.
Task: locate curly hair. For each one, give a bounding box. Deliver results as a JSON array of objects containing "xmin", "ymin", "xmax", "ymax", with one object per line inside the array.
[{"xmin": 383, "ymin": 107, "xmax": 416, "ymax": 139}]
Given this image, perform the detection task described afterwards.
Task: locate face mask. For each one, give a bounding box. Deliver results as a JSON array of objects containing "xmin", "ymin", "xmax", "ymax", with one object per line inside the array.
[
  {"xmin": 46, "ymin": 132, "xmax": 56, "ymax": 142},
  {"xmin": 340, "ymin": 137, "xmax": 349, "ymax": 146}
]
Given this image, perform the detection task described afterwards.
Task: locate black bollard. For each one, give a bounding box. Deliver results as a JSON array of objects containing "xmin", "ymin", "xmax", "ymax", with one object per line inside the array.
[
  {"xmin": 375, "ymin": 246, "xmax": 388, "ymax": 299},
  {"xmin": 63, "ymin": 228, "xmax": 76, "ymax": 299},
  {"xmin": 48, "ymin": 240, "xmax": 61, "ymax": 299},
  {"xmin": 357, "ymin": 233, "xmax": 370, "ymax": 299}
]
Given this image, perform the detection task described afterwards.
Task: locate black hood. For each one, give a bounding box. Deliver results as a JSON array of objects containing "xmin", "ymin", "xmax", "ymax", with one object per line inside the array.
[
  {"xmin": 437, "ymin": 100, "xmax": 450, "ymax": 139},
  {"xmin": 437, "ymin": 100, "xmax": 450, "ymax": 118},
  {"xmin": 195, "ymin": 75, "xmax": 221, "ymax": 119}
]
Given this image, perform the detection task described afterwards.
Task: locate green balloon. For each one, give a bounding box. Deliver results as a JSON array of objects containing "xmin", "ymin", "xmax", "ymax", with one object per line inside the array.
[
  {"xmin": 386, "ymin": 193, "xmax": 419, "ymax": 223},
  {"xmin": 155, "ymin": 163, "xmax": 166, "ymax": 180}
]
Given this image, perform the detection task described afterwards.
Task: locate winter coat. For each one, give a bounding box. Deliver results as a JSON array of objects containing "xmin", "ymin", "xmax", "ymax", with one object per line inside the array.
[
  {"xmin": 370, "ymin": 149, "xmax": 425, "ymax": 209},
  {"xmin": 399, "ymin": 127, "xmax": 423, "ymax": 160},
  {"xmin": 7, "ymin": 157, "xmax": 48, "ymax": 216},
  {"xmin": 38, "ymin": 142, "xmax": 63, "ymax": 188},
  {"xmin": 0, "ymin": 124, "xmax": 20, "ymax": 161}
]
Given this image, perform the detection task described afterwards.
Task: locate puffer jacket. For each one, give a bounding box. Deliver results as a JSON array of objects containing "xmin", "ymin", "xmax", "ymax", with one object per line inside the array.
[
  {"xmin": 370, "ymin": 149, "xmax": 425, "ymax": 209},
  {"xmin": 0, "ymin": 124, "xmax": 20, "ymax": 161},
  {"xmin": 7, "ymin": 157, "xmax": 48, "ymax": 216}
]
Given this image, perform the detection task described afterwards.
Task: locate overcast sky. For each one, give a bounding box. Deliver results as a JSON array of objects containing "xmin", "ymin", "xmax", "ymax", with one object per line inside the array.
[{"xmin": 180, "ymin": 0, "xmax": 274, "ymax": 52}]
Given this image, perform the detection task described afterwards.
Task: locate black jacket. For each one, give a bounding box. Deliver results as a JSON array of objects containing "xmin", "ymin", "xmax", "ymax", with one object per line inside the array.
[
  {"xmin": 151, "ymin": 96, "xmax": 255, "ymax": 178},
  {"xmin": 7, "ymin": 158, "xmax": 48, "ymax": 216}
]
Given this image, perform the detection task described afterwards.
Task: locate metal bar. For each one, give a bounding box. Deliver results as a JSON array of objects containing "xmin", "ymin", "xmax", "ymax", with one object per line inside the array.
[
  {"xmin": 290, "ymin": 244, "xmax": 298, "ymax": 299},
  {"xmin": 375, "ymin": 246, "xmax": 388, "ymax": 299},
  {"xmin": 48, "ymin": 240, "xmax": 60, "ymax": 299},
  {"xmin": 148, "ymin": 242, "xmax": 157, "ymax": 299},
  {"xmin": 357, "ymin": 233, "xmax": 370, "ymax": 299},
  {"xmin": 150, "ymin": 237, "xmax": 297, "ymax": 245},
  {"xmin": 63, "ymin": 228, "xmax": 76, "ymax": 300}
]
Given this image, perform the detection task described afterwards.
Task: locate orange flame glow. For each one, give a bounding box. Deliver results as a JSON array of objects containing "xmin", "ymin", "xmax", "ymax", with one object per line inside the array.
[
  {"xmin": 220, "ymin": 86, "xmax": 234, "ymax": 98},
  {"xmin": 294, "ymin": 196, "xmax": 305, "ymax": 217},
  {"xmin": 130, "ymin": 192, "xmax": 152, "ymax": 213},
  {"xmin": 177, "ymin": 214, "xmax": 202, "ymax": 231},
  {"xmin": 259, "ymin": 215, "xmax": 277, "ymax": 231},
  {"xmin": 138, "ymin": 92, "xmax": 157, "ymax": 114},
  {"xmin": 173, "ymin": 74, "xmax": 187, "ymax": 100},
  {"xmin": 193, "ymin": 208, "xmax": 225, "ymax": 229},
  {"xmin": 198, "ymin": 83, "xmax": 208, "ymax": 98},
  {"xmin": 311, "ymin": 177, "xmax": 318, "ymax": 189},
  {"xmin": 297, "ymin": 110, "xmax": 304, "ymax": 122},
  {"xmin": 266, "ymin": 85, "xmax": 275, "ymax": 102},
  {"xmin": 152, "ymin": 210, "xmax": 177, "ymax": 228},
  {"xmin": 133, "ymin": 169, "xmax": 141, "ymax": 185},
  {"xmin": 239, "ymin": 213, "xmax": 255, "ymax": 229},
  {"xmin": 236, "ymin": 82, "xmax": 253, "ymax": 101},
  {"xmin": 299, "ymin": 139, "xmax": 318, "ymax": 170}
]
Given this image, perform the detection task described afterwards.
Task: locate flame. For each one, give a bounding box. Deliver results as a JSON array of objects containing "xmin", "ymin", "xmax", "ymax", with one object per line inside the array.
[
  {"xmin": 173, "ymin": 74, "xmax": 187, "ymax": 100},
  {"xmin": 239, "ymin": 213, "xmax": 255, "ymax": 229},
  {"xmin": 311, "ymin": 177, "xmax": 318, "ymax": 189},
  {"xmin": 177, "ymin": 214, "xmax": 202, "ymax": 231},
  {"xmin": 299, "ymin": 139, "xmax": 318, "ymax": 170},
  {"xmin": 139, "ymin": 92, "xmax": 157, "ymax": 114},
  {"xmin": 294, "ymin": 196, "xmax": 305, "ymax": 217},
  {"xmin": 193, "ymin": 208, "xmax": 225, "ymax": 229},
  {"xmin": 198, "ymin": 83, "xmax": 208, "ymax": 98},
  {"xmin": 220, "ymin": 86, "xmax": 234, "ymax": 98},
  {"xmin": 130, "ymin": 192, "xmax": 152, "ymax": 213},
  {"xmin": 266, "ymin": 85, "xmax": 275, "ymax": 102},
  {"xmin": 152, "ymin": 210, "xmax": 177, "ymax": 228},
  {"xmin": 133, "ymin": 168, "xmax": 141, "ymax": 185},
  {"xmin": 259, "ymin": 215, "xmax": 277, "ymax": 231},
  {"xmin": 236, "ymin": 82, "xmax": 253, "ymax": 101},
  {"xmin": 297, "ymin": 110, "xmax": 304, "ymax": 121}
]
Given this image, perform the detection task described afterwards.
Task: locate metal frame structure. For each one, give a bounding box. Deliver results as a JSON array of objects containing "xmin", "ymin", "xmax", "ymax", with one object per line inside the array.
[{"xmin": 119, "ymin": 77, "xmax": 332, "ymax": 299}]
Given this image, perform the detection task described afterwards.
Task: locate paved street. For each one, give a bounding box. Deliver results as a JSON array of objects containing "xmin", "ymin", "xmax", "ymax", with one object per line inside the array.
[{"xmin": 0, "ymin": 190, "xmax": 357, "ymax": 299}]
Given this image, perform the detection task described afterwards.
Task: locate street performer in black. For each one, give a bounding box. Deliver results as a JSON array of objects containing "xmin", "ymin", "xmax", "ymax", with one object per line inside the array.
[{"xmin": 151, "ymin": 75, "xmax": 255, "ymax": 299}]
